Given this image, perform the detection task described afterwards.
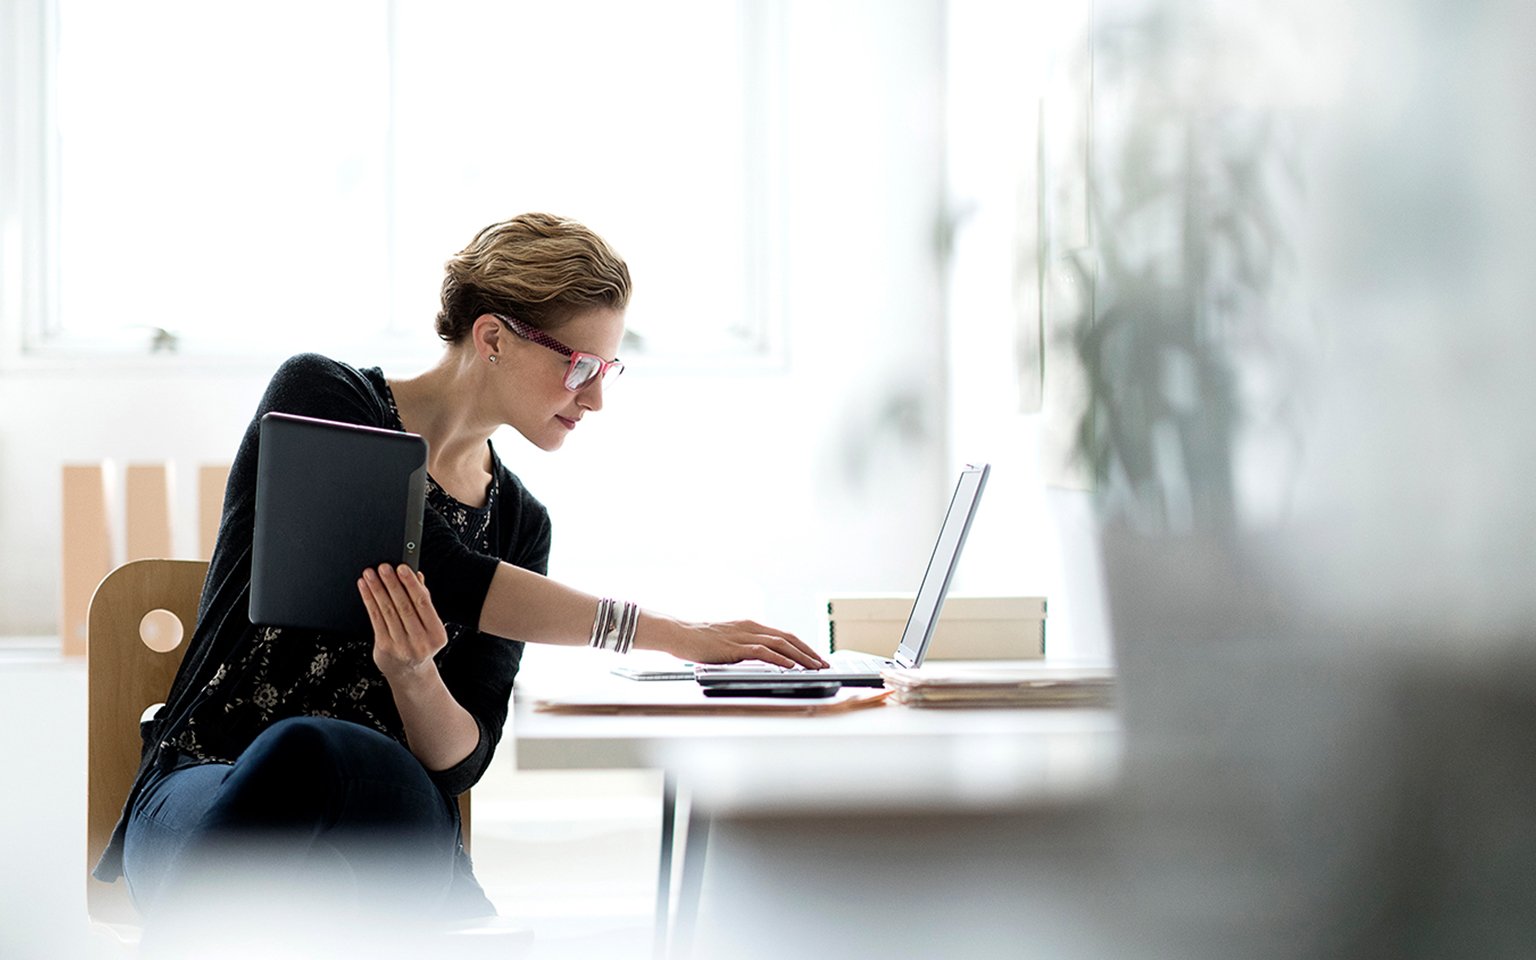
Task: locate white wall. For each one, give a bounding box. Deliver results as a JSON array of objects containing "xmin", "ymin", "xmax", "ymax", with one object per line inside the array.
[
  {"xmin": 0, "ymin": 0, "xmax": 965, "ymax": 645},
  {"xmin": 0, "ymin": 364, "xmax": 272, "ymax": 634},
  {"xmin": 942, "ymin": 0, "xmax": 1112, "ymax": 663}
]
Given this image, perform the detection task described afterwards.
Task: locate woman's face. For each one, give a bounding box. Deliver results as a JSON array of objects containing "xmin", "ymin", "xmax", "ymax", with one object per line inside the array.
[{"xmin": 493, "ymin": 306, "xmax": 626, "ymax": 451}]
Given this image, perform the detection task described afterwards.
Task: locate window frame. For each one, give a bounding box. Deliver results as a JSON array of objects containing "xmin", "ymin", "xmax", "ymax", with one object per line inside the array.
[{"xmin": 0, "ymin": 0, "xmax": 788, "ymax": 374}]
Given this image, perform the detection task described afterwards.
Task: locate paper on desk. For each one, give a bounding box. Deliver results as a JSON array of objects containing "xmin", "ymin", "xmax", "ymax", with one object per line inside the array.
[
  {"xmin": 529, "ymin": 685, "xmax": 891, "ymax": 716},
  {"xmin": 882, "ymin": 663, "xmax": 1115, "ymax": 708}
]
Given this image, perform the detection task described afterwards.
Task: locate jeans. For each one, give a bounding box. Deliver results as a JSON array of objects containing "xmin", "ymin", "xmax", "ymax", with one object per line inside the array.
[{"xmin": 123, "ymin": 715, "xmax": 467, "ymax": 939}]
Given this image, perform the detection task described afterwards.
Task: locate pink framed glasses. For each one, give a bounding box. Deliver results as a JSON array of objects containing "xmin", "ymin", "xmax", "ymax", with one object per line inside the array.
[{"xmin": 494, "ymin": 313, "xmax": 624, "ymax": 391}]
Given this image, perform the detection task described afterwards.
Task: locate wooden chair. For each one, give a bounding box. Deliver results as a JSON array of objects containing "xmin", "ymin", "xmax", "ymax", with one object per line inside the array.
[{"xmin": 86, "ymin": 558, "xmax": 478, "ymax": 940}]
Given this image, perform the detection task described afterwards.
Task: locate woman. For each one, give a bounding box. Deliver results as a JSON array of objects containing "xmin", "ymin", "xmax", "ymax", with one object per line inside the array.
[{"xmin": 95, "ymin": 213, "xmax": 826, "ymax": 945}]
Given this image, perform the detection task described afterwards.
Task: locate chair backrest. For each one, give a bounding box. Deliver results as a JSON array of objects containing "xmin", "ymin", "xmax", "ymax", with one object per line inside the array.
[
  {"xmin": 87, "ymin": 558, "xmax": 209, "ymax": 926},
  {"xmin": 85, "ymin": 559, "xmax": 472, "ymax": 928}
]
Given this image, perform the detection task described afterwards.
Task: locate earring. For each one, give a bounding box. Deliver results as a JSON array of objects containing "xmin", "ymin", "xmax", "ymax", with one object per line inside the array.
[{"xmin": 488, "ymin": 355, "xmax": 498, "ymax": 364}]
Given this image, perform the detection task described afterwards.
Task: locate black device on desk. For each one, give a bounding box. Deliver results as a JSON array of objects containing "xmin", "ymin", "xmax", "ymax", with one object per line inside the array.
[{"xmin": 702, "ymin": 681, "xmax": 842, "ymax": 699}]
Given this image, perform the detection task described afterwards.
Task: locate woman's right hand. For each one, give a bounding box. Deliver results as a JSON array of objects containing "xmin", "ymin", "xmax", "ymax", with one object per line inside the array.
[
  {"xmin": 640, "ymin": 612, "xmax": 830, "ymax": 669},
  {"xmin": 474, "ymin": 561, "xmax": 830, "ymax": 668}
]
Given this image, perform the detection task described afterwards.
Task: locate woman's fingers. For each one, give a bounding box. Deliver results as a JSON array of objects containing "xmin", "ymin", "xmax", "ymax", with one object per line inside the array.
[
  {"xmin": 358, "ymin": 575, "xmax": 391, "ymax": 636},
  {"xmin": 374, "ymin": 564, "xmax": 423, "ymax": 632},
  {"xmin": 724, "ymin": 622, "xmax": 825, "ymax": 669},
  {"xmin": 743, "ymin": 644, "xmax": 798, "ymax": 669},
  {"xmin": 396, "ymin": 564, "xmax": 437, "ymax": 621},
  {"xmin": 674, "ymin": 620, "xmax": 829, "ymax": 669},
  {"xmin": 361, "ymin": 568, "xmax": 406, "ymax": 638},
  {"xmin": 363, "ymin": 564, "xmax": 429, "ymax": 658},
  {"xmin": 759, "ymin": 637, "xmax": 825, "ymax": 669},
  {"xmin": 364, "ymin": 564, "xmax": 449, "ymax": 671},
  {"xmin": 736, "ymin": 621, "xmax": 828, "ymax": 668}
]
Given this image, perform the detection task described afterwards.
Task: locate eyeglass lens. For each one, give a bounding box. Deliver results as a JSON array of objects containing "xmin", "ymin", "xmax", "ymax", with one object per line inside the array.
[{"xmin": 565, "ymin": 355, "xmax": 621, "ymax": 390}]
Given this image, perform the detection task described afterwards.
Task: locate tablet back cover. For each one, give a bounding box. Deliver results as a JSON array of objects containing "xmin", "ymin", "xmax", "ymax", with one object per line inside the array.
[{"xmin": 251, "ymin": 412, "xmax": 427, "ymax": 635}]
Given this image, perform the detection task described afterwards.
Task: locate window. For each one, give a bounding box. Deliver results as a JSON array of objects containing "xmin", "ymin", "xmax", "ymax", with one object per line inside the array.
[{"xmin": 16, "ymin": 0, "xmax": 784, "ymax": 362}]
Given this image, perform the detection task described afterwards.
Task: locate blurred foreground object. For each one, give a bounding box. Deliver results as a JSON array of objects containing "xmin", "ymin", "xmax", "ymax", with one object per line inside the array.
[{"xmin": 1074, "ymin": 0, "xmax": 1536, "ymax": 957}]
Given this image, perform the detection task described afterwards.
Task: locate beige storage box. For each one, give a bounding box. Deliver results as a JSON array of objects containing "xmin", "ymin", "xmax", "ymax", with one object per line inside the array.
[{"xmin": 827, "ymin": 596, "xmax": 1046, "ymax": 660}]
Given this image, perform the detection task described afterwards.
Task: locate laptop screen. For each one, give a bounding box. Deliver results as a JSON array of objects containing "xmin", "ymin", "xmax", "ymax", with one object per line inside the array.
[{"xmin": 894, "ymin": 464, "xmax": 990, "ymax": 668}]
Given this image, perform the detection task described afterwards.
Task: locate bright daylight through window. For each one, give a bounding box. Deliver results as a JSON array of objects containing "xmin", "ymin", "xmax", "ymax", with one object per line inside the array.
[{"xmin": 38, "ymin": 0, "xmax": 780, "ymax": 361}]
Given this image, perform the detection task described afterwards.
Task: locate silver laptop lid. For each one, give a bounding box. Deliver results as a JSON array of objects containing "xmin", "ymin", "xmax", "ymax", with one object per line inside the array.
[{"xmin": 893, "ymin": 463, "xmax": 990, "ymax": 669}]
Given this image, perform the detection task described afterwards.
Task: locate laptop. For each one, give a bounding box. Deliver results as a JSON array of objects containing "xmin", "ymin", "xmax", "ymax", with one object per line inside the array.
[
  {"xmin": 250, "ymin": 412, "xmax": 428, "ymax": 635},
  {"xmin": 694, "ymin": 463, "xmax": 990, "ymax": 688}
]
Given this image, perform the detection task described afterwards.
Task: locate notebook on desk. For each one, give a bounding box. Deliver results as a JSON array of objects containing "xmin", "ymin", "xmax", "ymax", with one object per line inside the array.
[{"xmin": 694, "ymin": 463, "xmax": 990, "ymax": 688}]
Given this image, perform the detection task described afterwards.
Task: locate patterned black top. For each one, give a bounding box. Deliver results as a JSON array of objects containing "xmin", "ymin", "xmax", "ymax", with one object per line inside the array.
[
  {"xmin": 166, "ymin": 384, "xmax": 504, "ymax": 766},
  {"xmin": 95, "ymin": 354, "xmax": 552, "ymax": 882}
]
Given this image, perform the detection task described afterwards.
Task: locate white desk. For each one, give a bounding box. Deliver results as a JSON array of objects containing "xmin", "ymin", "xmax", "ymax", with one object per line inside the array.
[{"xmin": 510, "ymin": 649, "xmax": 1121, "ymax": 958}]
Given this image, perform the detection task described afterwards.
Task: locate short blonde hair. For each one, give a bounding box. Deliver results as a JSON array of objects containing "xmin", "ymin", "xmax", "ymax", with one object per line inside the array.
[{"xmin": 436, "ymin": 213, "xmax": 631, "ymax": 342}]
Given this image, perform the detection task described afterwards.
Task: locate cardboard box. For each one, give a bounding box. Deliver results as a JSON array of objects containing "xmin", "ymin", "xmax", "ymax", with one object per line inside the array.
[{"xmin": 827, "ymin": 596, "xmax": 1046, "ymax": 660}]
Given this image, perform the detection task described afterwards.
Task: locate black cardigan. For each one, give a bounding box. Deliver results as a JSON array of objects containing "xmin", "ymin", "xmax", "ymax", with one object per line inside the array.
[{"xmin": 94, "ymin": 353, "xmax": 551, "ymax": 882}]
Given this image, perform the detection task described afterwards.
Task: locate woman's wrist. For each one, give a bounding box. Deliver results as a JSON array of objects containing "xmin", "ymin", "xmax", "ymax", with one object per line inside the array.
[
  {"xmin": 631, "ymin": 609, "xmax": 679, "ymax": 657},
  {"xmin": 378, "ymin": 655, "xmax": 443, "ymax": 692}
]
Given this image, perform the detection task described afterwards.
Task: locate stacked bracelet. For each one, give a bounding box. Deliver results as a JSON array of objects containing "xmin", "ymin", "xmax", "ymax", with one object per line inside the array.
[
  {"xmin": 589, "ymin": 598, "xmax": 613, "ymax": 648},
  {"xmin": 589, "ymin": 598, "xmax": 640, "ymax": 654},
  {"xmin": 616, "ymin": 600, "xmax": 639, "ymax": 654}
]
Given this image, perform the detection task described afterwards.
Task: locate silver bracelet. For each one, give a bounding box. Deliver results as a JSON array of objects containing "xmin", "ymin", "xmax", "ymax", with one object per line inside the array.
[
  {"xmin": 589, "ymin": 598, "xmax": 638, "ymax": 653},
  {"xmin": 615, "ymin": 600, "xmax": 640, "ymax": 654},
  {"xmin": 589, "ymin": 598, "xmax": 615, "ymax": 649}
]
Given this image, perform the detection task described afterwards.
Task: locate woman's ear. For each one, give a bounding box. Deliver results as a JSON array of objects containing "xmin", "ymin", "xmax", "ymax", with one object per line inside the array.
[{"xmin": 471, "ymin": 313, "xmax": 504, "ymax": 363}]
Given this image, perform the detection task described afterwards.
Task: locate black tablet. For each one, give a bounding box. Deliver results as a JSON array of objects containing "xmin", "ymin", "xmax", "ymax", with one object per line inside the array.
[{"xmin": 250, "ymin": 412, "xmax": 428, "ymax": 635}]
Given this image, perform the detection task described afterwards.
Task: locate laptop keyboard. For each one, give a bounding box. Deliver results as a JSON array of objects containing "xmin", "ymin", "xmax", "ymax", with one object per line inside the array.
[{"xmin": 749, "ymin": 653, "xmax": 892, "ymax": 674}]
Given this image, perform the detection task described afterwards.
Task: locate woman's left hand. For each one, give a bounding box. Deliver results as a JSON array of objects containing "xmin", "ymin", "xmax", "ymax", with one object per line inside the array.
[{"xmin": 358, "ymin": 563, "xmax": 448, "ymax": 680}]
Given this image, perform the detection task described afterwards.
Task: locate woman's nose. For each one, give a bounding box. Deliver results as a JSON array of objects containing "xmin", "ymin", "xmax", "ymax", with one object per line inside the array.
[{"xmin": 577, "ymin": 377, "xmax": 604, "ymax": 412}]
